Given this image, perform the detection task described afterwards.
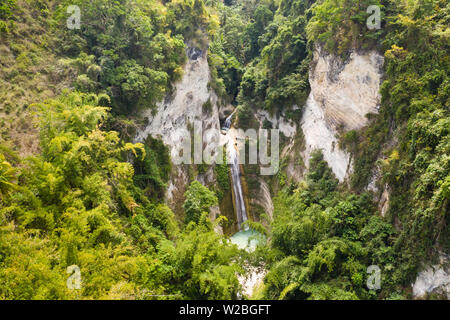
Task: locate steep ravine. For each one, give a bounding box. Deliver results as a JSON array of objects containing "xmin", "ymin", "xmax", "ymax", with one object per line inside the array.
[
  {"xmin": 134, "ymin": 42, "xmax": 448, "ymax": 299},
  {"xmin": 235, "ymin": 47, "xmax": 386, "ymax": 298},
  {"xmin": 135, "ymin": 44, "xmax": 251, "ymax": 233}
]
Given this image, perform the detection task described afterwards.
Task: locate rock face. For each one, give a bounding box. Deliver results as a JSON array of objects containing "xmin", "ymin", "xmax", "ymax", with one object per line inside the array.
[
  {"xmin": 251, "ymin": 109, "xmax": 299, "ymax": 217},
  {"xmin": 251, "ymin": 178, "xmax": 274, "ymax": 219},
  {"xmin": 135, "ymin": 46, "xmax": 222, "ymax": 208},
  {"xmin": 412, "ymin": 253, "xmax": 450, "ymax": 299},
  {"xmin": 255, "ymin": 110, "xmax": 297, "ymax": 139},
  {"xmin": 300, "ymin": 47, "xmax": 384, "ymax": 181},
  {"xmin": 134, "ymin": 44, "xmax": 385, "ymax": 226},
  {"xmin": 301, "ymin": 94, "xmax": 352, "ymax": 182},
  {"xmin": 309, "ymin": 47, "xmax": 384, "ymax": 131},
  {"xmin": 187, "ymin": 47, "xmax": 203, "ymax": 60}
]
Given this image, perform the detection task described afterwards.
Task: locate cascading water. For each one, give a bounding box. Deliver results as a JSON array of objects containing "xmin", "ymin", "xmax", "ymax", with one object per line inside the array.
[
  {"xmin": 227, "ymin": 142, "xmax": 248, "ymax": 231},
  {"xmin": 222, "ymin": 112, "xmax": 233, "ymax": 131},
  {"xmin": 225, "ymin": 117, "xmax": 264, "ymax": 297},
  {"xmin": 222, "ymin": 112, "xmax": 248, "ymax": 230}
]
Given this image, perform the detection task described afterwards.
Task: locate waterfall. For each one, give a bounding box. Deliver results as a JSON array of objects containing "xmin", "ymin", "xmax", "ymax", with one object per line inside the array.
[
  {"xmin": 222, "ymin": 113, "xmax": 233, "ymax": 131},
  {"xmin": 227, "ymin": 136, "xmax": 248, "ymax": 231},
  {"xmin": 222, "ymin": 111, "xmax": 248, "ymax": 230}
]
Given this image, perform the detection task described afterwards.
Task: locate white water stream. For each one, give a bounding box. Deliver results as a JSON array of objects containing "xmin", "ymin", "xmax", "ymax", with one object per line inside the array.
[{"xmin": 223, "ymin": 113, "xmax": 248, "ymax": 231}]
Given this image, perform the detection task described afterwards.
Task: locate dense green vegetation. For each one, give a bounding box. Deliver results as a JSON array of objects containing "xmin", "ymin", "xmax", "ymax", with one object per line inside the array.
[
  {"xmin": 306, "ymin": 0, "xmax": 383, "ymax": 55},
  {"xmin": 54, "ymin": 0, "xmax": 188, "ymax": 114},
  {"xmin": 209, "ymin": 0, "xmax": 310, "ymax": 126},
  {"xmin": 210, "ymin": 0, "xmax": 448, "ymax": 299},
  {"xmin": 0, "ymin": 0, "xmax": 448, "ymax": 300},
  {"xmin": 0, "ymin": 91, "xmax": 242, "ymax": 299},
  {"xmin": 253, "ymin": 151, "xmax": 400, "ymax": 299},
  {"xmin": 352, "ymin": 0, "xmax": 449, "ymax": 281},
  {"xmin": 0, "ymin": 0, "xmax": 242, "ymax": 300}
]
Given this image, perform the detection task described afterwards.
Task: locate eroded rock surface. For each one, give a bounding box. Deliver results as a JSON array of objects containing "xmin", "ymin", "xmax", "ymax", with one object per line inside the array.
[
  {"xmin": 300, "ymin": 47, "xmax": 384, "ymax": 181},
  {"xmin": 412, "ymin": 253, "xmax": 450, "ymax": 299},
  {"xmin": 135, "ymin": 46, "xmax": 221, "ymax": 206},
  {"xmin": 309, "ymin": 48, "xmax": 384, "ymax": 131}
]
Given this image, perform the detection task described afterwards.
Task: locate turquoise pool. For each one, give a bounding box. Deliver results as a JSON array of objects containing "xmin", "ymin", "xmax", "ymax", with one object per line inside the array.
[{"xmin": 230, "ymin": 229, "xmax": 264, "ymax": 251}]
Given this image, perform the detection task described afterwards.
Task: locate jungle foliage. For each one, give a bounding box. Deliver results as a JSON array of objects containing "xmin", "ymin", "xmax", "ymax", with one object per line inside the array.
[
  {"xmin": 0, "ymin": 0, "xmax": 242, "ymax": 300},
  {"xmin": 0, "ymin": 0, "xmax": 448, "ymax": 300}
]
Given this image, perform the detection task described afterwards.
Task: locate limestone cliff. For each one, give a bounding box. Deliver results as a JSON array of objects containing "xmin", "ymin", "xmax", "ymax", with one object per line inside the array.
[
  {"xmin": 300, "ymin": 47, "xmax": 384, "ymax": 182},
  {"xmin": 412, "ymin": 253, "xmax": 450, "ymax": 299},
  {"xmin": 246, "ymin": 47, "xmax": 385, "ymax": 220},
  {"xmin": 135, "ymin": 45, "xmax": 222, "ymax": 213}
]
